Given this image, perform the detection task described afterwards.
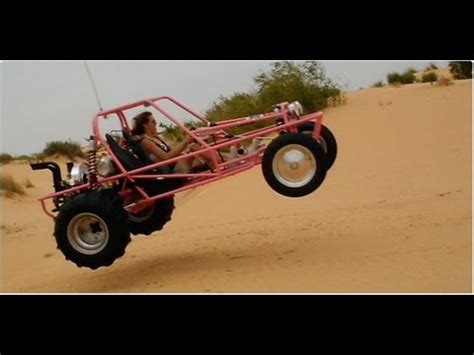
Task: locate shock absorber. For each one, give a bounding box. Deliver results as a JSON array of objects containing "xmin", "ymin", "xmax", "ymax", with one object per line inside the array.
[{"xmin": 87, "ymin": 135, "xmax": 99, "ymax": 189}]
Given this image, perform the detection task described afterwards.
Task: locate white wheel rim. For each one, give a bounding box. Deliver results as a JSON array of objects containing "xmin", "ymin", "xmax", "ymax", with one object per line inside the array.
[
  {"xmin": 67, "ymin": 213, "xmax": 109, "ymax": 255},
  {"xmin": 272, "ymin": 144, "xmax": 317, "ymax": 188}
]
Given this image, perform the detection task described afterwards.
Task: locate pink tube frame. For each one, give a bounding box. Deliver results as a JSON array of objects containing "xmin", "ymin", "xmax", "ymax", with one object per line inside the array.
[{"xmin": 36, "ymin": 96, "xmax": 324, "ymax": 218}]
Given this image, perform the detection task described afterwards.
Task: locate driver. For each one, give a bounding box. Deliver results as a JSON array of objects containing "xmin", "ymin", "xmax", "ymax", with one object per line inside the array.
[{"xmin": 131, "ymin": 111, "xmax": 216, "ymax": 173}]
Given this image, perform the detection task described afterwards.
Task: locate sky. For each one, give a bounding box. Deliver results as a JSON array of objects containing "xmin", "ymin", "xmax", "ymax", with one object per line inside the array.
[{"xmin": 1, "ymin": 60, "xmax": 450, "ymax": 155}]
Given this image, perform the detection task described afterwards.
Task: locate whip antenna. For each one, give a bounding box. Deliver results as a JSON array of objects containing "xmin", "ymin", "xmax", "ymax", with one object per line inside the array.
[{"xmin": 84, "ymin": 61, "xmax": 104, "ymax": 112}]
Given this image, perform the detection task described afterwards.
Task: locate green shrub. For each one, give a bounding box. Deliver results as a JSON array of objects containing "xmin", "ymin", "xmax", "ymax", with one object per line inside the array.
[
  {"xmin": 42, "ymin": 140, "xmax": 86, "ymax": 160},
  {"xmin": 449, "ymin": 61, "xmax": 472, "ymax": 79},
  {"xmin": 400, "ymin": 70, "xmax": 416, "ymax": 84},
  {"xmin": 387, "ymin": 72, "xmax": 402, "ymax": 85},
  {"xmin": 0, "ymin": 153, "xmax": 13, "ymax": 164},
  {"xmin": 388, "ymin": 70, "xmax": 416, "ymax": 85},
  {"xmin": 204, "ymin": 61, "xmax": 344, "ymax": 136},
  {"xmin": 421, "ymin": 72, "xmax": 438, "ymax": 83}
]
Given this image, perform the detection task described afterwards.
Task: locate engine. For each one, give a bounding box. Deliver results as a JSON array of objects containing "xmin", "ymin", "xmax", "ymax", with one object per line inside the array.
[
  {"xmin": 67, "ymin": 155, "xmax": 117, "ymax": 186},
  {"xmin": 97, "ymin": 155, "xmax": 116, "ymax": 177},
  {"xmin": 273, "ymin": 101, "xmax": 304, "ymax": 117},
  {"xmin": 68, "ymin": 162, "xmax": 89, "ymax": 186}
]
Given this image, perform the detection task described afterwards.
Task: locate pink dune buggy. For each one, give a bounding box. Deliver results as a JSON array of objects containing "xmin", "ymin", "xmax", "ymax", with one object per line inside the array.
[{"xmin": 31, "ymin": 96, "xmax": 337, "ymax": 269}]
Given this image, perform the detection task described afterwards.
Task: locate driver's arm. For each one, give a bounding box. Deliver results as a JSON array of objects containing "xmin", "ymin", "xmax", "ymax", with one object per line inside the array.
[{"xmin": 141, "ymin": 136, "xmax": 193, "ymax": 161}]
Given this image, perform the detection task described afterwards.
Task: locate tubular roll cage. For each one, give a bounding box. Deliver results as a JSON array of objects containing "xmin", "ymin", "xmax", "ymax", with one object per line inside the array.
[{"xmin": 36, "ymin": 96, "xmax": 324, "ymax": 219}]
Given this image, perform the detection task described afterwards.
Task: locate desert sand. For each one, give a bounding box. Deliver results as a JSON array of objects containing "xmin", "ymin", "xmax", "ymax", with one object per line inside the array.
[{"xmin": 1, "ymin": 79, "xmax": 472, "ymax": 293}]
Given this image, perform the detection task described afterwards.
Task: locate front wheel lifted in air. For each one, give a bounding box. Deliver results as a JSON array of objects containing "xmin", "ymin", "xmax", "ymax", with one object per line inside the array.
[{"xmin": 262, "ymin": 133, "xmax": 327, "ymax": 198}]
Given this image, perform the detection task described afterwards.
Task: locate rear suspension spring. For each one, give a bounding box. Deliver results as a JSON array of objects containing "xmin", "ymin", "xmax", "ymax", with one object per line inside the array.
[{"xmin": 87, "ymin": 136, "xmax": 99, "ymax": 189}]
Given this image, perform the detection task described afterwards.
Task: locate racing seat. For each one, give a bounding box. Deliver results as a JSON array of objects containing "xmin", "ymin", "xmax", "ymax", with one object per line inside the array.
[
  {"xmin": 121, "ymin": 130, "xmax": 156, "ymax": 167},
  {"xmin": 105, "ymin": 133, "xmax": 186, "ymax": 191},
  {"xmin": 106, "ymin": 133, "xmax": 144, "ymax": 171}
]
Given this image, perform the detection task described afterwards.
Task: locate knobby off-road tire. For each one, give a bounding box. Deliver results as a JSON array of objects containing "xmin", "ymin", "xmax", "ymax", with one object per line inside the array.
[
  {"xmin": 54, "ymin": 189, "xmax": 131, "ymax": 270},
  {"xmin": 297, "ymin": 122, "xmax": 338, "ymax": 171},
  {"xmin": 127, "ymin": 182, "xmax": 176, "ymax": 236}
]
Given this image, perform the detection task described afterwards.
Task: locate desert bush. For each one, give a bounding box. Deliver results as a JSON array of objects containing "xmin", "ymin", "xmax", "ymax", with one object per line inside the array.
[
  {"xmin": 388, "ymin": 70, "xmax": 416, "ymax": 85},
  {"xmin": 1, "ymin": 174, "xmax": 26, "ymax": 197},
  {"xmin": 449, "ymin": 61, "xmax": 472, "ymax": 79},
  {"xmin": 400, "ymin": 70, "xmax": 416, "ymax": 84},
  {"xmin": 387, "ymin": 72, "xmax": 402, "ymax": 85},
  {"xmin": 14, "ymin": 155, "xmax": 32, "ymax": 161},
  {"xmin": 0, "ymin": 153, "xmax": 13, "ymax": 164},
  {"xmin": 42, "ymin": 140, "xmax": 86, "ymax": 160},
  {"xmin": 28, "ymin": 153, "xmax": 47, "ymax": 162},
  {"xmin": 421, "ymin": 72, "xmax": 438, "ymax": 83},
  {"xmin": 204, "ymin": 61, "xmax": 344, "ymax": 135}
]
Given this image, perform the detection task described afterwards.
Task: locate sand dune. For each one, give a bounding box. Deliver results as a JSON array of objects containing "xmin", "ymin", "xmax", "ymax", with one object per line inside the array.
[{"xmin": 1, "ymin": 79, "xmax": 472, "ymax": 293}]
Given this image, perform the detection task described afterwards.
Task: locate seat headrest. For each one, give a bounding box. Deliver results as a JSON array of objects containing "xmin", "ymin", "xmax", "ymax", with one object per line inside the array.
[{"xmin": 105, "ymin": 134, "xmax": 144, "ymax": 171}]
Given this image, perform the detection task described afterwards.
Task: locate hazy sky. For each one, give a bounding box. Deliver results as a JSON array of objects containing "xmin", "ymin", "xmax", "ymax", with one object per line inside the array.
[{"xmin": 1, "ymin": 60, "xmax": 449, "ymax": 155}]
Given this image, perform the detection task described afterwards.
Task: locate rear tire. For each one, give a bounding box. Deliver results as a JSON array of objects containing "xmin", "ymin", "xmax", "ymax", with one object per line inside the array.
[
  {"xmin": 54, "ymin": 189, "xmax": 131, "ymax": 270},
  {"xmin": 297, "ymin": 122, "xmax": 337, "ymax": 171},
  {"xmin": 128, "ymin": 182, "xmax": 175, "ymax": 236},
  {"xmin": 262, "ymin": 133, "xmax": 327, "ymax": 197}
]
